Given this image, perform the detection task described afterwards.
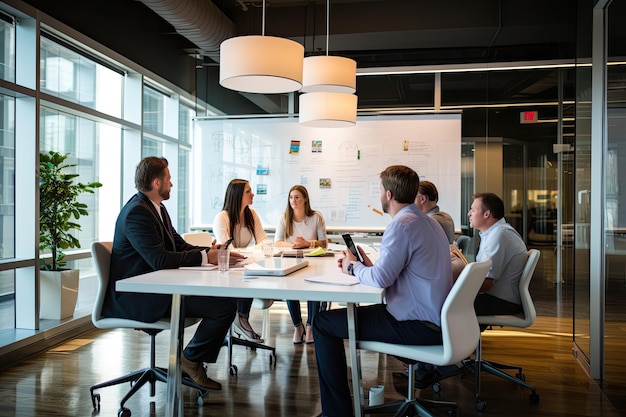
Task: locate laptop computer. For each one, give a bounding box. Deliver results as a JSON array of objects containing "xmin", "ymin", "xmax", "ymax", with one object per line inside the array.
[{"xmin": 243, "ymin": 257, "xmax": 309, "ymax": 277}]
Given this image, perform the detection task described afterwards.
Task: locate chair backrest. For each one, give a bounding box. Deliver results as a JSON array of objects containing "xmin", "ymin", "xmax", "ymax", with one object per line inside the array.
[
  {"xmin": 440, "ymin": 259, "xmax": 492, "ymax": 364},
  {"xmin": 91, "ymin": 241, "xmax": 200, "ymax": 331},
  {"xmin": 91, "ymin": 241, "xmax": 113, "ymax": 327},
  {"xmin": 518, "ymin": 249, "xmax": 540, "ymax": 326},
  {"xmin": 181, "ymin": 232, "xmax": 214, "ymax": 246},
  {"xmin": 456, "ymin": 235, "xmax": 470, "ymax": 254},
  {"xmin": 477, "ymin": 248, "xmax": 540, "ymax": 328}
]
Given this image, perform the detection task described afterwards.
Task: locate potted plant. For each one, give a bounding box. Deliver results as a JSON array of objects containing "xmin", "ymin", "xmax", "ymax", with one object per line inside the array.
[{"xmin": 39, "ymin": 150, "xmax": 102, "ymax": 319}]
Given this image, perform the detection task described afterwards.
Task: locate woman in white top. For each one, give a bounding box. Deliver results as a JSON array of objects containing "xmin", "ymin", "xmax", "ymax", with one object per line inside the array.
[
  {"xmin": 213, "ymin": 179, "xmax": 267, "ymax": 342},
  {"xmin": 275, "ymin": 185, "xmax": 327, "ymax": 344}
]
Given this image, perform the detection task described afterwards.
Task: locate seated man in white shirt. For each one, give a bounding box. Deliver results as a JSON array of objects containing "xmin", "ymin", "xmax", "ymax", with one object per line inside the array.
[{"xmin": 468, "ymin": 192, "xmax": 528, "ymax": 316}]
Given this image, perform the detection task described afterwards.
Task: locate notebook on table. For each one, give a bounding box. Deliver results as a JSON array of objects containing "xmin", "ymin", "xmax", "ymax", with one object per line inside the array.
[
  {"xmin": 243, "ymin": 258, "xmax": 309, "ymax": 276},
  {"xmin": 274, "ymin": 247, "xmax": 315, "ymax": 257},
  {"xmin": 276, "ymin": 247, "xmax": 335, "ymax": 257}
]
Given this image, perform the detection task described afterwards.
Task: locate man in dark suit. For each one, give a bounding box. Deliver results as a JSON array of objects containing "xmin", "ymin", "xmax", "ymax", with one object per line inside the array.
[{"xmin": 102, "ymin": 156, "xmax": 240, "ymax": 390}]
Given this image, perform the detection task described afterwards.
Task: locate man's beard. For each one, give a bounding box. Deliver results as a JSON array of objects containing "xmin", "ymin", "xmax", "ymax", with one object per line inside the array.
[{"xmin": 159, "ymin": 186, "xmax": 170, "ymax": 201}]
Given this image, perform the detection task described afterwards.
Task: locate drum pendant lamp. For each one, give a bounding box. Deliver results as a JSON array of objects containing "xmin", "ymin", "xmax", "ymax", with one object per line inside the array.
[
  {"xmin": 299, "ymin": 0, "xmax": 357, "ymax": 127},
  {"xmin": 219, "ymin": 1, "xmax": 304, "ymax": 94}
]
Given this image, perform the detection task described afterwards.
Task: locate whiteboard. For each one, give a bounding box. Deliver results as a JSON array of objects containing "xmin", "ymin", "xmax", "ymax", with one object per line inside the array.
[{"xmin": 192, "ymin": 114, "xmax": 462, "ymax": 233}]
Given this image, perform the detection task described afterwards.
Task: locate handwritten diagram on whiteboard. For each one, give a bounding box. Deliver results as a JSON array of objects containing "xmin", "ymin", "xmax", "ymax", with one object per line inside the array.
[{"xmin": 192, "ymin": 114, "xmax": 462, "ymax": 232}]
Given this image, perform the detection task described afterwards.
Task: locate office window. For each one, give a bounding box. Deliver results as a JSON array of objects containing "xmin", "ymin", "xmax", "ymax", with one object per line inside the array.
[
  {"xmin": 0, "ymin": 93, "xmax": 15, "ymax": 325},
  {"xmin": 177, "ymin": 104, "xmax": 193, "ymax": 231},
  {"xmin": 142, "ymin": 137, "xmax": 189, "ymax": 232},
  {"xmin": 142, "ymin": 137, "xmax": 163, "ymax": 158},
  {"xmin": 40, "ymin": 36, "xmax": 122, "ymax": 118},
  {"xmin": 0, "ymin": 94, "xmax": 15, "ymax": 259},
  {"xmin": 179, "ymin": 104, "xmax": 194, "ymax": 145},
  {"xmin": 39, "ymin": 108, "xmax": 102, "ymax": 251},
  {"xmin": 0, "ymin": 269, "xmax": 14, "ymax": 329},
  {"xmin": 178, "ymin": 150, "xmax": 189, "ymax": 232},
  {"xmin": 143, "ymin": 86, "xmax": 165, "ymax": 134},
  {"xmin": 0, "ymin": 13, "xmax": 15, "ymax": 82}
]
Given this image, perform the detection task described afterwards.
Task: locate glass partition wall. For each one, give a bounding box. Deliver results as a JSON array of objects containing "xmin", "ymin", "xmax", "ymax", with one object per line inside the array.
[
  {"xmin": 572, "ymin": 1, "xmax": 626, "ymax": 414},
  {"xmin": 440, "ymin": 69, "xmax": 576, "ymax": 292},
  {"xmin": 600, "ymin": 0, "xmax": 626, "ymax": 411}
]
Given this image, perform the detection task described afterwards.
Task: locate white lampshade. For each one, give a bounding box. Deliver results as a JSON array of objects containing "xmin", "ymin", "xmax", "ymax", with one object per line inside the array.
[
  {"xmin": 301, "ymin": 55, "xmax": 357, "ymax": 93},
  {"xmin": 219, "ymin": 35, "xmax": 304, "ymax": 94},
  {"xmin": 299, "ymin": 91, "xmax": 358, "ymax": 128}
]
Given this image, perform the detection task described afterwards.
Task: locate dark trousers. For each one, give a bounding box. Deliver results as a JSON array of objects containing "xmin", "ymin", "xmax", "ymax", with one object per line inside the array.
[
  {"xmin": 181, "ymin": 296, "xmax": 237, "ymax": 363},
  {"xmin": 287, "ymin": 299, "xmax": 321, "ymax": 326},
  {"xmin": 313, "ymin": 304, "xmax": 442, "ymax": 417},
  {"xmin": 474, "ymin": 293, "xmax": 522, "ymax": 316}
]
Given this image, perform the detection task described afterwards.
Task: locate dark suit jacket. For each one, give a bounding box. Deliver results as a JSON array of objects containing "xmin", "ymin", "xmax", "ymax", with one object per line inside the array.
[{"xmin": 102, "ymin": 192, "xmax": 207, "ymax": 322}]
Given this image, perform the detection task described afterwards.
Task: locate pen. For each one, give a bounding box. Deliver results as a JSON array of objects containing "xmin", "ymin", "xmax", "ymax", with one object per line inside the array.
[{"xmin": 223, "ymin": 237, "xmax": 234, "ymax": 249}]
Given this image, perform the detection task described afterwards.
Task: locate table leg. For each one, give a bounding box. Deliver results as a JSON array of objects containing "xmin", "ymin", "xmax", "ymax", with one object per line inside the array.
[
  {"xmin": 166, "ymin": 294, "xmax": 184, "ymax": 417},
  {"xmin": 347, "ymin": 302, "xmax": 363, "ymax": 417}
]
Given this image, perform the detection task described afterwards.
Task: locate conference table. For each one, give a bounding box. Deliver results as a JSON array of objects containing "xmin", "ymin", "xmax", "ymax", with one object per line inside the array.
[{"xmin": 116, "ymin": 253, "xmax": 384, "ymax": 417}]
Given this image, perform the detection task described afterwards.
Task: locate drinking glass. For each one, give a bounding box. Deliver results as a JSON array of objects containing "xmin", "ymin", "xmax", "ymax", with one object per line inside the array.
[
  {"xmin": 263, "ymin": 239, "xmax": 274, "ymax": 260},
  {"xmin": 217, "ymin": 246, "xmax": 230, "ymax": 272}
]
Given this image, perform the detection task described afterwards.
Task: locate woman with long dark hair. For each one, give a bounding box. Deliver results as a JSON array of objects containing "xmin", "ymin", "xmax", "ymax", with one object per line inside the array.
[{"xmin": 213, "ymin": 179, "xmax": 267, "ymax": 342}]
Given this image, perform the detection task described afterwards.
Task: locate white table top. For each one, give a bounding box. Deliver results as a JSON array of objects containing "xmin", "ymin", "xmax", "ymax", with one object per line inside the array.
[{"xmin": 116, "ymin": 255, "xmax": 384, "ymax": 304}]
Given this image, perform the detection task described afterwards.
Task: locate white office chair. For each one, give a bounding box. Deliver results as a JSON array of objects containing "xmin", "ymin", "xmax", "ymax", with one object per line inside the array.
[
  {"xmin": 357, "ymin": 259, "xmax": 492, "ymax": 417},
  {"xmin": 181, "ymin": 232, "xmax": 276, "ymax": 376},
  {"xmin": 180, "ymin": 231, "xmax": 214, "ymax": 246},
  {"xmin": 89, "ymin": 242, "xmax": 207, "ymax": 415},
  {"xmin": 474, "ymin": 249, "xmax": 541, "ymax": 411}
]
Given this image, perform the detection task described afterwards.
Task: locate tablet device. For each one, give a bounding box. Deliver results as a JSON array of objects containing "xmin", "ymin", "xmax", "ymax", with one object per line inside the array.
[
  {"xmin": 342, "ymin": 233, "xmax": 364, "ymax": 262},
  {"xmin": 243, "ymin": 258, "xmax": 309, "ymax": 276}
]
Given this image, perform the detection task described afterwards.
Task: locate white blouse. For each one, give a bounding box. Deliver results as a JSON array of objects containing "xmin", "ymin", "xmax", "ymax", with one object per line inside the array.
[{"xmin": 212, "ymin": 208, "xmax": 267, "ymax": 249}]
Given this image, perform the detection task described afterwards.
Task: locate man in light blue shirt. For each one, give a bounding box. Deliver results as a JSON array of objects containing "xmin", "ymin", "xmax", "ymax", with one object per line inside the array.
[
  {"xmin": 468, "ymin": 192, "xmax": 528, "ymax": 315},
  {"xmin": 313, "ymin": 165, "xmax": 453, "ymax": 417}
]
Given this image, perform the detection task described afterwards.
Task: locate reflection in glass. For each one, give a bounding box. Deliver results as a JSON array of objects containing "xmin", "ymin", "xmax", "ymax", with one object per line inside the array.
[
  {"xmin": 573, "ymin": 63, "xmax": 591, "ymax": 365},
  {"xmin": 39, "ymin": 108, "xmax": 102, "ymax": 253},
  {"xmin": 40, "ymin": 36, "xmax": 122, "ymax": 118},
  {"xmin": 0, "ymin": 15, "xmax": 15, "ymax": 82},
  {"xmin": 0, "ymin": 94, "xmax": 15, "ymax": 260}
]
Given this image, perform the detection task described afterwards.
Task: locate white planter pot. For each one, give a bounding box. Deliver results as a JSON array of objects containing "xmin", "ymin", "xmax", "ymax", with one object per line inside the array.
[{"xmin": 40, "ymin": 269, "xmax": 79, "ymax": 320}]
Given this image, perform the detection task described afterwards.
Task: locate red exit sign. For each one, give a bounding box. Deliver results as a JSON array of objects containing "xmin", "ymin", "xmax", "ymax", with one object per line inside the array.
[{"xmin": 520, "ymin": 111, "xmax": 538, "ymax": 124}]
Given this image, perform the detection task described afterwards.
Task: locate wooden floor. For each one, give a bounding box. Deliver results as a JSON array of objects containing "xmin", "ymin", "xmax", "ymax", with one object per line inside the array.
[
  {"xmin": 0, "ymin": 301, "xmax": 622, "ymax": 417},
  {"xmin": 1, "ymin": 245, "xmax": 624, "ymax": 417}
]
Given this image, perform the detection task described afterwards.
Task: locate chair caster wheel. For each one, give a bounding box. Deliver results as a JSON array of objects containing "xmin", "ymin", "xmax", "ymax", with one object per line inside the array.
[
  {"xmin": 91, "ymin": 392, "xmax": 101, "ymax": 410},
  {"xmin": 118, "ymin": 407, "xmax": 131, "ymax": 417},
  {"xmin": 475, "ymin": 399, "xmax": 486, "ymax": 411},
  {"xmin": 516, "ymin": 372, "xmax": 526, "ymax": 381},
  {"xmin": 529, "ymin": 392, "xmax": 540, "ymax": 404},
  {"xmin": 269, "ymin": 352, "xmax": 276, "ymax": 365},
  {"xmin": 230, "ymin": 364, "xmax": 238, "ymax": 376}
]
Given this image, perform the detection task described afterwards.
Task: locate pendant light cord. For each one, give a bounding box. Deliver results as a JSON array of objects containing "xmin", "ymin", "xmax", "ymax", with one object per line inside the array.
[
  {"xmin": 325, "ymin": 0, "xmax": 329, "ymax": 56},
  {"xmin": 262, "ymin": 0, "xmax": 266, "ymax": 36}
]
